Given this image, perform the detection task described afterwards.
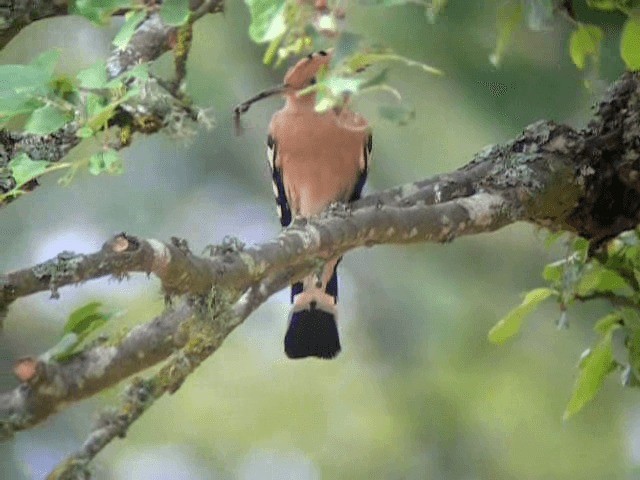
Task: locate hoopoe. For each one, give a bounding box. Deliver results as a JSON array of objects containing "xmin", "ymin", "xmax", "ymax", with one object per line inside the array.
[{"xmin": 235, "ymin": 50, "xmax": 372, "ymax": 359}]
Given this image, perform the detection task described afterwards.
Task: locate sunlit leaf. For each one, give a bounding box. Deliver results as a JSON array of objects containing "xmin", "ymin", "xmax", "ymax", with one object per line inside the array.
[
  {"xmin": 0, "ymin": 64, "xmax": 51, "ymax": 97},
  {"xmin": 586, "ymin": 0, "xmax": 622, "ymax": 10},
  {"xmin": 564, "ymin": 325, "xmax": 619, "ymax": 419},
  {"xmin": 593, "ymin": 311, "xmax": 623, "ymax": 334},
  {"xmin": 573, "ymin": 236, "xmax": 590, "ymax": 261},
  {"xmin": 52, "ymin": 301, "xmax": 113, "ymax": 361},
  {"xmin": 72, "ymin": 0, "xmax": 134, "ymax": 24},
  {"xmin": 490, "ymin": 0, "xmax": 523, "ymax": 67},
  {"xmin": 8, "ymin": 153, "xmax": 50, "ymax": 188},
  {"xmin": 488, "ymin": 287, "xmax": 557, "ymax": 344},
  {"xmin": 89, "ymin": 149, "xmax": 123, "ymax": 175},
  {"xmin": 621, "ymin": 16, "xmax": 640, "ymax": 71},
  {"xmin": 346, "ymin": 52, "xmax": 442, "ymax": 76},
  {"xmin": 160, "ymin": 0, "xmax": 191, "ymax": 26},
  {"xmin": 245, "ymin": 0, "xmax": 287, "ymax": 43},
  {"xmin": 30, "ymin": 50, "xmax": 60, "ymax": 77},
  {"xmin": 569, "ymin": 24, "xmax": 603, "ymax": 70},
  {"xmin": 542, "ymin": 259, "xmax": 565, "ymax": 284},
  {"xmin": 24, "ymin": 104, "xmax": 72, "ymax": 135},
  {"xmin": 113, "ymin": 10, "xmax": 147, "ymax": 49},
  {"xmin": 76, "ymin": 61, "xmax": 109, "ymax": 89},
  {"xmin": 576, "ymin": 264, "xmax": 630, "ymax": 296}
]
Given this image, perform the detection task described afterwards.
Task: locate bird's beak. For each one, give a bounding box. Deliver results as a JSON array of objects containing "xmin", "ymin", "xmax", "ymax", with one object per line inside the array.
[{"xmin": 233, "ymin": 84, "xmax": 288, "ymax": 118}]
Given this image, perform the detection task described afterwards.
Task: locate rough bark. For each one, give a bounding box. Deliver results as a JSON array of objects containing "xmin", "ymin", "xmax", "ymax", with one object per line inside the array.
[{"xmin": 1, "ymin": 72, "xmax": 640, "ymax": 442}]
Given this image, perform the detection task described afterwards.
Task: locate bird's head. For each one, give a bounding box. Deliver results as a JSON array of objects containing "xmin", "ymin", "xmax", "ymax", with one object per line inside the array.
[
  {"xmin": 283, "ymin": 50, "xmax": 331, "ymax": 91},
  {"xmin": 233, "ymin": 50, "xmax": 332, "ymax": 124}
]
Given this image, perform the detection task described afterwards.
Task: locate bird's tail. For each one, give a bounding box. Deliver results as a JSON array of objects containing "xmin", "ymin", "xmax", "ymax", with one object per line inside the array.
[{"xmin": 285, "ymin": 268, "xmax": 340, "ymax": 359}]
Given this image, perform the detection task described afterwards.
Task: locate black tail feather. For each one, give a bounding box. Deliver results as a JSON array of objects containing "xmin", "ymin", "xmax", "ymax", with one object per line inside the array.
[{"xmin": 284, "ymin": 307, "xmax": 341, "ymax": 359}]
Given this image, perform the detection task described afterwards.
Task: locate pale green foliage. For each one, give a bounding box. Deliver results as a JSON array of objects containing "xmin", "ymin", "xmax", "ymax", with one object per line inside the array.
[
  {"xmin": 48, "ymin": 302, "xmax": 113, "ymax": 361},
  {"xmin": 113, "ymin": 10, "xmax": 147, "ymax": 50},
  {"xmin": 569, "ymin": 25, "xmax": 604, "ymax": 70},
  {"xmin": 72, "ymin": 0, "xmax": 134, "ymax": 24},
  {"xmin": 493, "ymin": 230, "xmax": 640, "ymax": 417},
  {"xmin": 564, "ymin": 323, "xmax": 618, "ymax": 419},
  {"xmin": 160, "ymin": 0, "xmax": 192, "ymax": 26},
  {"xmin": 7, "ymin": 153, "xmax": 51, "ymax": 188},
  {"xmin": 244, "ymin": 0, "xmax": 287, "ymax": 43},
  {"xmin": 243, "ymin": 0, "xmax": 442, "ymax": 125},
  {"xmin": 490, "ymin": 0, "xmax": 523, "ymax": 67},
  {"xmin": 621, "ymin": 16, "xmax": 640, "ymax": 71},
  {"xmin": 88, "ymin": 149, "xmax": 123, "ymax": 176},
  {"xmin": 488, "ymin": 287, "xmax": 557, "ymax": 344}
]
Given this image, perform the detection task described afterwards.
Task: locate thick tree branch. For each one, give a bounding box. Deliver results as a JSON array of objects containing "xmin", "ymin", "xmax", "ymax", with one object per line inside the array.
[
  {"xmin": 0, "ymin": 190, "xmax": 513, "ymax": 439},
  {"xmin": 0, "ymin": 69, "xmax": 638, "ymax": 477},
  {"xmin": 0, "ymin": 0, "xmax": 68, "ymax": 49}
]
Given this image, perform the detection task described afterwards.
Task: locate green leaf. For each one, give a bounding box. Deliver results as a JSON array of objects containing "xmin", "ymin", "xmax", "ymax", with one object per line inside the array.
[
  {"xmin": 621, "ymin": 16, "xmax": 640, "ymax": 71},
  {"xmin": 30, "ymin": 50, "xmax": 60, "ymax": 77},
  {"xmin": 0, "ymin": 96, "xmax": 41, "ymax": 124},
  {"xmin": 0, "ymin": 64, "xmax": 51, "ymax": 97},
  {"xmin": 88, "ymin": 149, "xmax": 123, "ymax": 175},
  {"xmin": 8, "ymin": 153, "xmax": 50, "ymax": 188},
  {"xmin": 620, "ymin": 307, "xmax": 640, "ymax": 330},
  {"xmin": 245, "ymin": 0, "xmax": 287, "ymax": 43},
  {"xmin": 569, "ymin": 24, "xmax": 603, "ymax": 70},
  {"xmin": 52, "ymin": 301, "xmax": 113, "ymax": 361},
  {"xmin": 113, "ymin": 10, "xmax": 147, "ymax": 49},
  {"xmin": 160, "ymin": 0, "xmax": 191, "ymax": 26},
  {"xmin": 24, "ymin": 104, "xmax": 72, "ymax": 135},
  {"xmin": 586, "ymin": 0, "xmax": 622, "ymax": 10},
  {"xmin": 490, "ymin": 0, "xmax": 523, "ymax": 67},
  {"xmin": 594, "ymin": 311, "xmax": 623, "ymax": 334},
  {"xmin": 76, "ymin": 61, "xmax": 109, "ymax": 89},
  {"xmin": 564, "ymin": 325, "xmax": 619, "ymax": 419},
  {"xmin": 263, "ymin": 31, "xmax": 285, "ymax": 65},
  {"xmin": 76, "ymin": 126, "xmax": 95, "ymax": 138},
  {"xmin": 72, "ymin": 0, "xmax": 134, "ymax": 24},
  {"xmin": 576, "ymin": 264, "xmax": 630, "ymax": 295},
  {"xmin": 63, "ymin": 301, "xmax": 110, "ymax": 336},
  {"xmin": 488, "ymin": 287, "xmax": 557, "ymax": 344},
  {"xmin": 542, "ymin": 259, "xmax": 565, "ymax": 284},
  {"xmin": 574, "ymin": 236, "xmax": 590, "ymax": 258},
  {"xmin": 345, "ymin": 52, "xmax": 442, "ymax": 76},
  {"xmin": 378, "ymin": 103, "xmax": 416, "ymax": 125}
]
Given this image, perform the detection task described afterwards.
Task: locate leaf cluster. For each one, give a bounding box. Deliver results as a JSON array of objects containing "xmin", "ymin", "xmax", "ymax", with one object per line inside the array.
[{"xmin": 490, "ymin": 230, "xmax": 640, "ymax": 418}]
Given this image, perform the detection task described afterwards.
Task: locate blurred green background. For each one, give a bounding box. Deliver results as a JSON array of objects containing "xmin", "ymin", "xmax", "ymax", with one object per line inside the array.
[{"xmin": 0, "ymin": 2, "xmax": 637, "ymax": 479}]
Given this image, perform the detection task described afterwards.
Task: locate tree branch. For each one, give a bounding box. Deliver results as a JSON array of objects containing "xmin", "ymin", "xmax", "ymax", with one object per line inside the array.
[
  {"xmin": 0, "ymin": 65, "xmax": 638, "ymax": 478},
  {"xmin": 0, "ymin": 0, "xmax": 222, "ymax": 207},
  {"xmin": 0, "ymin": 0, "xmax": 68, "ymax": 49}
]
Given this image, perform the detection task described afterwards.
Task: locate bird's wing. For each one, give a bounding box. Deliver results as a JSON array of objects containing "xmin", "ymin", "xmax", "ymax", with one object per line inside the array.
[
  {"xmin": 267, "ymin": 134, "xmax": 292, "ymax": 227},
  {"xmin": 350, "ymin": 133, "xmax": 372, "ymax": 202}
]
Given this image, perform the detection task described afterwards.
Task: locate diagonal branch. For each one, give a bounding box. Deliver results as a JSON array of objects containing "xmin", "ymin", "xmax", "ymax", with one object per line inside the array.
[
  {"xmin": 0, "ymin": 190, "xmax": 514, "ymax": 439},
  {"xmin": 0, "ymin": 70, "xmax": 638, "ymax": 473},
  {"xmin": 47, "ymin": 269, "xmax": 296, "ymax": 480}
]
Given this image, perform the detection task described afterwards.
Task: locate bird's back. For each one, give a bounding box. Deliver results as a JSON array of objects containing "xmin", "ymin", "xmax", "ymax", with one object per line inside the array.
[{"xmin": 269, "ymin": 106, "xmax": 368, "ymax": 217}]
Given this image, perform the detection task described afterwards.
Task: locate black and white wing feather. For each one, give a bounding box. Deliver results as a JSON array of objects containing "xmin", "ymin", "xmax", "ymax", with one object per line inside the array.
[
  {"xmin": 267, "ymin": 134, "xmax": 292, "ymax": 227},
  {"xmin": 350, "ymin": 133, "xmax": 372, "ymax": 202}
]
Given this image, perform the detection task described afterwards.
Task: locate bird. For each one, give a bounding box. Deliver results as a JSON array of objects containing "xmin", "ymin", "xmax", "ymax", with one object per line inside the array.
[{"xmin": 266, "ymin": 50, "xmax": 372, "ymax": 359}]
